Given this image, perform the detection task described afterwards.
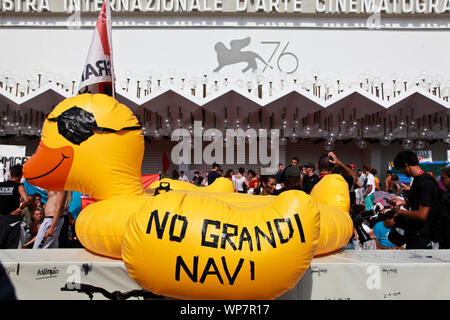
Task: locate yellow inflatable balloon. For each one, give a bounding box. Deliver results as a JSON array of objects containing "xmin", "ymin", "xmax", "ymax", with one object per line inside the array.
[
  {"xmin": 23, "ymin": 93, "xmax": 352, "ymax": 299},
  {"xmin": 149, "ymin": 177, "xmax": 234, "ymax": 193},
  {"xmin": 122, "ymin": 189, "xmax": 320, "ymax": 300},
  {"xmin": 310, "ymin": 174, "xmax": 351, "ymax": 213},
  {"xmin": 310, "ymin": 175, "xmax": 354, "ymax": 255},
  {"xmin": 76, "ymin": 196, "xmax": 148, "ymax": 259}
]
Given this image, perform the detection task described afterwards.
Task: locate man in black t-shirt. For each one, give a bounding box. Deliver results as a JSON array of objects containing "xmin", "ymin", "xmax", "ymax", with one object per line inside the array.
[
  {"xmin": 441, "ymin": 166, "xmax": 450, "ymax": 205},
  {"xmin": 302, "ymin": 162, "xmax": 319, "ymax": 194},
  {"xmin": 0, "ymin": 165, "xmax": 31, "ymax": 249},
  {"xmin": 192, "ymin": 171, "xmax": 204, "ymax": 186},
  {"xmin": 274, "ymin": 163, "xmax": 284, "ymax": 185},
  {"xmin": 307, "ymin": 152, "xmax": 356, "ymax": 194},
  {"xmin": 207, "ymin": 163, "xmax": 222, "ymax": 185},
  {"xmin": 0, "ymin": 165, "xmax": 28, "ymax": 216},
  {"xmin": 392, "ymin": 151, "xmax": 447, "ymax": 249}
]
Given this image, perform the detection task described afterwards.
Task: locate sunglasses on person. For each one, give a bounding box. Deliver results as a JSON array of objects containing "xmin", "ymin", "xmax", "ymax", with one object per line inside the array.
[{"xmin": 47, "ymin": 106, "xmax": 141, "ymax": 145}]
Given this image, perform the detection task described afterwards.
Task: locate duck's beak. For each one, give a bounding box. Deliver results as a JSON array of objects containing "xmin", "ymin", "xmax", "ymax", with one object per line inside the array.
[{"xmin": 23, "ymin": 142, "xmax": 74, "ymax": 191}]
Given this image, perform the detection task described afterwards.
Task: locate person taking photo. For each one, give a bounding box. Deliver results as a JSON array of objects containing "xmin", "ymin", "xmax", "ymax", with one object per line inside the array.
[{"xmin": 392, "ymin": 151, "xmax": 450, "ymax": 249}]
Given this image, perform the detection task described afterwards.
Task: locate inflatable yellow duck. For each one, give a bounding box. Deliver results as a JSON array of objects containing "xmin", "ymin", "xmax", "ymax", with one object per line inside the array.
[{"xmin": 23, "ymin": 94, "xmax": 352, "ymax": 300}]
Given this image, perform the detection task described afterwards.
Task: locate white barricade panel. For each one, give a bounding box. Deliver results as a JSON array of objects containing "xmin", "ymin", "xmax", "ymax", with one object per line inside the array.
[
  {"xmin": 280, "ymin": 249, "xmax": 450, "ymax": 300},
  {"xmin": 0, "ymin": 249, "xmax": 142, "ymax": 300},
  {"xmin": 1, "ymin": 249, "xmax": 450, "ymax": 300}
]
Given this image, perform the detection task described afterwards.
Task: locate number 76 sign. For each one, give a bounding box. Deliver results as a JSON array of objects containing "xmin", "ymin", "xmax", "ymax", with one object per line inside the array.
[{"xmin": 261, "ymin": 41, "xmax": 299, "ymax": 74}]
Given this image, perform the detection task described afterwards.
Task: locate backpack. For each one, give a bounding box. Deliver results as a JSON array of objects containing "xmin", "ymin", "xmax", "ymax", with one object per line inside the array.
[{"xmin": 422, "ymin": 175, "xmax": 450, "ymax": 249}]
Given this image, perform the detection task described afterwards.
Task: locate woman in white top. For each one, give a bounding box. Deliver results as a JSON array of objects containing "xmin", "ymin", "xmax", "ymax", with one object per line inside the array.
[{"xmin": 232, "ymin": 167, "xmax": 248, "ymax": 193}]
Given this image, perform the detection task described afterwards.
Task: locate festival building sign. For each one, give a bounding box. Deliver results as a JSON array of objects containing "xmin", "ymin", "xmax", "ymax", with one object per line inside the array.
[{"xmin": 2, "ymin": 0, "xmax": 450, "ymax": 14}]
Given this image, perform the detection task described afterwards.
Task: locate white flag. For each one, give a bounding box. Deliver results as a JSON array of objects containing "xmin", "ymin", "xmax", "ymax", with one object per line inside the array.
[{"xmin": 78, "ymin": 0, "xmax": 115, "ymax": 97}]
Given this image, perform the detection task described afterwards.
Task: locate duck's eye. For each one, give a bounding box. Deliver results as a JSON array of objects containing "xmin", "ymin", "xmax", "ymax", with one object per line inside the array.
[
  {"xmin": 48, "ymin": 106, "xmax": 142, "ymax": 145},
  {"xmin": 48, "ymin": 106, "xmax": 96, "ymax": 145}
]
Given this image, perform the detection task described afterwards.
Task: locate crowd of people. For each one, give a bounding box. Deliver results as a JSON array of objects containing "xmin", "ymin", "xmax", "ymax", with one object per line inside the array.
[{"xmin": 0, "ymin": 164, "xmax": 82, "ymax": 250}]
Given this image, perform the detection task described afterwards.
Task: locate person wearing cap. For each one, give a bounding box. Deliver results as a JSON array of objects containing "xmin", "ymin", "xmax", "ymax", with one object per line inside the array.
[
  {"xmin": 302, "ymin": 162, "xmax": 319, "ymax": 194},
  {"xmin": 282, "ymin": 157, "xmax": 301, "ymax": 181},
  {"xmin": 300, "ymin": 165, "xmax": 307, "ymax": 176},
  {"xmin": 276, "ymin": 160, "xmax": 302, "ymax": 194}
]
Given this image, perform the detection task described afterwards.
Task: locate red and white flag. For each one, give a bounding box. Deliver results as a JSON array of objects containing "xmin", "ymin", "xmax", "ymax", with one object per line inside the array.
[
  {"xmin": 162, "ymin": 152, "xmax": 171, "ymax": 175},
  {"xmin": 78, "ymin": 0, "xmax": 115, "ymax": 97}
]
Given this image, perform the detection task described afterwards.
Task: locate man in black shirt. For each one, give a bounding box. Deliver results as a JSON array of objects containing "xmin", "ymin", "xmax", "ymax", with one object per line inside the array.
[
  {"xmin": 302, "ymin": 162, "xmax": 319, "ymax": 194},
  {"xmin": 392, "ymin": 151, "xmax": 448, "ymax": 249},
  {"xmin": 274, "ymin": 163, "xmax": 284, "ymax": 185},
  {"xmin": 192, "ymin": 171, "xmax": 204, "ymax": 186},
  {"xmin": 0, "ymin": 165, "xmax": 31, "ymax": 248},
  {"xmin": 207, "ymin": 163, "xmax": 222, "ymax": 185},
  {"xmin": 441, "ymin": 166, "xmax": 450, "ymax": 204},
  {"xmin": 306, "ymin": 152, "xmax": 356, "ymax": 194}
]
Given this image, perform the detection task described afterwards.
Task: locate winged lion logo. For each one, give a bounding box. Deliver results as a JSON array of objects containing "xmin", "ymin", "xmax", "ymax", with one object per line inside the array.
[{"xmin": 213, "ymin": 37, "xmax": 273, "ymax": 73}]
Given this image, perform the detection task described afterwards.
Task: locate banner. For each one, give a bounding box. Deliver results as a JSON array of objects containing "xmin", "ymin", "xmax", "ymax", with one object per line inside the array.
[
  {"xmin": 78, "ymin": 0, "xmax": 115, "ymax": 97},
  {"xmin": 0, "ymin": 145, "xmax": 27, "ymax": 182}
]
